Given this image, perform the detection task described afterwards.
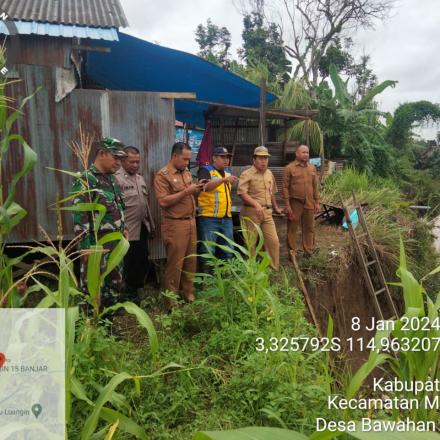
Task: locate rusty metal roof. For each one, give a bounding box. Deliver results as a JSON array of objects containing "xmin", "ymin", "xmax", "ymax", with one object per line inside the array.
[{"xmin": 0, "ymin": 0, "xmax": 128, "ymax": 28}]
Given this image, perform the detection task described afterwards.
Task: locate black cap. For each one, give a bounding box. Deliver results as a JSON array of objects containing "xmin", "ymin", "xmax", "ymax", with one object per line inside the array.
[{"xmin": 212, "ymin": 146, "xmax": 232, "ymax": 156}]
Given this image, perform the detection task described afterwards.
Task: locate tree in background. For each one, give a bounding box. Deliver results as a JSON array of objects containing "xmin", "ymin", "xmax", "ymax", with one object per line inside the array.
[
  {"xmin": 239, "ymin": 11, "xmax": 289, "ymax": 83},
  {"xmin": 240, "ymin": 0, "xmax": 394, "ymax": 89},
  {"xmin": 318, "ymin": 37, "xmax": 353, "ymax": 80},
  {"xmin": 387, "ymin": 101, "xmax": 440, "ymax": 151},
  {"xmin": 317, "ymin": 63, "xmax": 397, "ymax": 175},
  {"xmin": 318, "ymin": 37, "xmax": 378, "ymax": 102},
  {"xmin": 195, "ymin": 18, "xmax": 232, "ymax": 68}
]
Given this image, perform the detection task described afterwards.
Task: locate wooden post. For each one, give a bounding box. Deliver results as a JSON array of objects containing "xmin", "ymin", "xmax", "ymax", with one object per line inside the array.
[
  {"xmin": 230, "ymin": 117, "xmax": 239, "ymax": 166},
  {"xmin": 305, "ymin": 119, "xmax": 310, "ymax": 147},
  {"xmin": 220, "ymin": 118, "xmax": 224, "ymax": 147},
  {"xmin": 259, "ymin": 79, "xmax": 266, "ymax": 146},
  {"xmin": 283, "ymin": 119, "xmax": 288, "ymax": 164},
  {"xmin": 183, "ymin": 123, "xmax": 189, "ymax": 143},
  {"xmin": 289, "ymin": 250, "xmax": 323, "ymax": 337}
]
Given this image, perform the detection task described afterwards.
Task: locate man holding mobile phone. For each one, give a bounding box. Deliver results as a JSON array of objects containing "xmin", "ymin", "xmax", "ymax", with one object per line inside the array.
[
  {"xmin": 197, "ymin": 146, "xmax": 239, "ymax": 273},
  {"xmin": 154, "ymin": 142, "xmax": 202, "ymax": 306}
]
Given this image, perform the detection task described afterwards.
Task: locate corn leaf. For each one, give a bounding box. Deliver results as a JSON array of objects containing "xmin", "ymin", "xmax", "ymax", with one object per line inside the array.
[
  {"xmin": 81, "ymin": 372, "xmax": 132, "ymax": 440},
  {"xmin": 66, "ymin": 306, "xmax": 79, "ymax": 424},
  {"xmin": 103, "ymin": 420, "xmax": 119, "ymax": 440},
  {"xmin": 62, "ymin": 202, "xmax": 107, "ymax": 232},
  {"xmin": 86, "ymin": 245, "xmax": 104, "ymax": 299},
  {"xmin": 346, "ymin": 328, "xmax": 393, "ymax": 399},
  {"xmin": 4, "ymin": 138, "xmax": 37, "ymax": 208},
  {"xmin": 351, "ymin": 425, "xmax": 440, "ymax": 439},
  {"xmin": 309, "ymin": 431, "xmax": 344, "ymax": 440},
  {"xmin": 100, "ymin": 407, "xmax": 148, "ymax": 440},
  {"xmin": 97, "ymin": 232, "xmax": 129, "ymax": 279},
  {"xmin": 193, "ymin": 427, "xmax": 308, "ymax": 440}
]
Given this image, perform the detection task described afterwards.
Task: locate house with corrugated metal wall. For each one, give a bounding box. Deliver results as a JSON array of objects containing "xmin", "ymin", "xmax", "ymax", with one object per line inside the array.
[
  {"xmin": 0, "ymin": 0, "xmax": 279, "ymax": 258},
  {"xmin": 0, "ymin": 0, "xmax": 176, "ymax": 259}
]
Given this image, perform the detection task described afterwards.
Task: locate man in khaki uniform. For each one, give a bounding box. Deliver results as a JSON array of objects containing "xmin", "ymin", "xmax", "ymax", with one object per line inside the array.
[
  {"xmin": 154, "ymin": 142, "xmax": 203, "ymax": 304},
  {"xmin": 115, "ymin": 146, "xmax": 155, "ymax": 300},
  {"xmin": 237, "ymin": 146, "xmax": 282, "ymax": 270},
  {"xmin": 283, "ymin": 144, "xmax": 320, "ymax": 256}
]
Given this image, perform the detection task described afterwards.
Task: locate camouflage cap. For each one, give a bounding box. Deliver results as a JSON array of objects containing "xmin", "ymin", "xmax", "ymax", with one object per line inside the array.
[
  {"xmin": 98, "ymin": 137, "xmax": 127, "ymax": 157},
  {"xmin": 253, "ymin": 146, "xmax": 271, "ymax": 156}
]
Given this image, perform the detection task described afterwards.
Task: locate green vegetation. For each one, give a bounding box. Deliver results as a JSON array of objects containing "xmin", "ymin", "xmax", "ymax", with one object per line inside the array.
[
  {"xmin": 321, "ymin": 168, "xmax": 440, "ymax": 287},
  {"xmin": 0, "ymin": 79, "xmax": 38, "ymax": 306},
  {"xmin": 347, "ymin": 239, "xmax": 440, "ymax": 425},
  {"xmin": 3, "ymin": 2, "xmax": 440, "ymax": 437}
]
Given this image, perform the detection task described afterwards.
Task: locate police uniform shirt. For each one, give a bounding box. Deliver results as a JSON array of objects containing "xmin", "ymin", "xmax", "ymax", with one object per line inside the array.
[{"xmin": 115, "ymin": 168, "xmax": 151, "ymax": 241}]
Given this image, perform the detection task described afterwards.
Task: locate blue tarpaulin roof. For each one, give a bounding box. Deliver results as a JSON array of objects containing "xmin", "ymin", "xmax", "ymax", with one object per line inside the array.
[{"xmin": 85, "ymin": 32, "xmax": 278, "ymax": 127}]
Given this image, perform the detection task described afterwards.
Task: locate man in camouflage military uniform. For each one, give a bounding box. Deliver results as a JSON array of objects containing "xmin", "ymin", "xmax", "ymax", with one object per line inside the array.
[{"xmin": 71, "ymin": 137, "xmax": 128, "ymax": 308}]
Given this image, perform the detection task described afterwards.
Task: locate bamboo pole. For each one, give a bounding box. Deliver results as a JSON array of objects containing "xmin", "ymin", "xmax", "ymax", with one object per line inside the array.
[
  {"xmin": 289, "ymin": 250, "xmax": 323, "ymax": 337},
  {"xmin": 259, "ymin": 79, "xmax": 266, "ymax": 146}
]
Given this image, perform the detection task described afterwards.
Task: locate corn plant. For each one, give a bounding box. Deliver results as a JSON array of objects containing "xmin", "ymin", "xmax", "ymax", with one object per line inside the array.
[
  {"xmin": 197, "ymin": 218, "xmax": 272, "ymax": 324},
  {"xmin": 20, "ymin": 237, "xmax": 158, "ymax": 439},
  {"xmin": 0, "ymin": 48, "xmax": 157, "ymax": 438},
  {"xmin": 347, "ymin": 237, "xmax": 440, "ymax": 422},
  {"xmin": 0, "ymin": 49, "xmax": 39, "ymax": 305},
  {"xmin": 7, "ymin": 129, "xmax": 158, "ymax": 438}
]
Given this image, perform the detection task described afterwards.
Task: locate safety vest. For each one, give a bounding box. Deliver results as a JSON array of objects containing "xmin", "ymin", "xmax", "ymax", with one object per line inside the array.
[{"xmin": 198, "ymin": 166, "xmax": 232, "ymax": 218}]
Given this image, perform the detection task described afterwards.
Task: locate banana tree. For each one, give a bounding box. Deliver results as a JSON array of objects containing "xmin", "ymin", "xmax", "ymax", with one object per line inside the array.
[{"xmin": 322, "ymin": 63, "xmax": 397, "ymax": 175}]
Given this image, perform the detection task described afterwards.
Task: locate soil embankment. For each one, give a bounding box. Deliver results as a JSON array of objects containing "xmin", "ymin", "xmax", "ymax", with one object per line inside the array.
[{"xmin": 275, "ymin": 217, "xmax": 399, "ymax": 372}]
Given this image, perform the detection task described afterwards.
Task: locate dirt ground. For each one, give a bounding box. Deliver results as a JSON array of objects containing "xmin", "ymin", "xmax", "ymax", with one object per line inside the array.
[{"xmin": 275, "ymin": 216, "xmax": 397, "ymax": 372}]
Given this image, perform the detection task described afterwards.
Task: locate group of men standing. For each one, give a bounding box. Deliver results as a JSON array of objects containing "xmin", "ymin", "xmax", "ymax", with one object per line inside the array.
[
  {"xmin": 72, "ymin": 138, "xmax": 154, "ymax": 308},
  {"xmin": 72, "ymin": 137, "xmax": 320, "ymax": 309}
]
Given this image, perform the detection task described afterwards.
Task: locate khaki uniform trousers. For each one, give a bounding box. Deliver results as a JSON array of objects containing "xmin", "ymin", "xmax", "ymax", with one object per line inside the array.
[
  {"xmin": 161, "ymin": 218, "xmax": 197, "ymax": 297},
  {"xmin": 240, "ymin": 206, "xmax": 280, "ymax": 271},
  {"xmin": 287, "ymin": 199, "xmax": 315, "ymax": 254}
]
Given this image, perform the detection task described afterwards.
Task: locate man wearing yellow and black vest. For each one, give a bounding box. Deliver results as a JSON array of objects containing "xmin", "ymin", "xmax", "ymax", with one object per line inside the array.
[{"xmin": 197, "ymin": 146, "xmax": 239, "ymax": 273}]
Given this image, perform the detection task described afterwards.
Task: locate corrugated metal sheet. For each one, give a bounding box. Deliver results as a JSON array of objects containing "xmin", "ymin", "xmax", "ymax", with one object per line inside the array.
[
  {"xmin": 0, "ymin": 0, "xmax": 128, "ymax": 28},
  {"xmin": 6, "ymin": 65, "xmax": 173, "ymax": 259},
  {"xmin": 210, "ymin": 117, "xmax": 285, "ymax": 166},
  {"xmin": 104, "ymin": 91, "xmax": 174, "ymax": 260},
  {"xmin": 0, "ymin": 20, "xmax": 119, "ymax": 40},
  {"xmin": 6, "ymin": 35, "xmax": 73, "ymax": 68}
]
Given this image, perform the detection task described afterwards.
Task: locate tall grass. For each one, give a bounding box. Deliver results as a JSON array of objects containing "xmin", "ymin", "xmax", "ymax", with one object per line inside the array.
[
  {"xmin": 322, "ymin": 168, "xmax": 403, "ymax": 208},
  {"xmin": 321, "ymin": 168, "xmax": 429, "ymax": 272}
]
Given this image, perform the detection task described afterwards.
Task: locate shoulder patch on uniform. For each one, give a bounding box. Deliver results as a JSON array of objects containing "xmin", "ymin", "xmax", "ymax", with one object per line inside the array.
[
  {"xmin": 158, "ymin": 167, "xmax": 169, "ymax": 175},
  {"xmin": 240, "ymin": 166, "xmax": 252, "ymax": 176}
]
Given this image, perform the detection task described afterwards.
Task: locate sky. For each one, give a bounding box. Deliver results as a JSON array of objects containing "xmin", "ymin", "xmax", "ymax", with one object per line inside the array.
[{"xmin": 120, "ymin": 0, "xmax": 440, "ymax": 139}]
